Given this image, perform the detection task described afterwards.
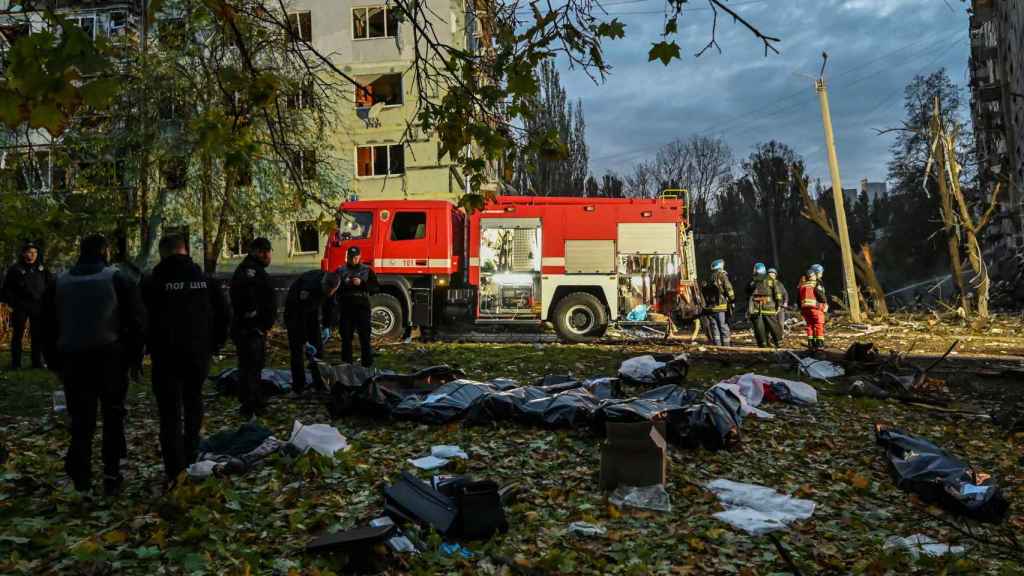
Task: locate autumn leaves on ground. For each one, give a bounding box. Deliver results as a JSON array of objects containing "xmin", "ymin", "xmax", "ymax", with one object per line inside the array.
[{"xmin": 1, "ymin": 321, "xmax": 1023, "ymax": 575}]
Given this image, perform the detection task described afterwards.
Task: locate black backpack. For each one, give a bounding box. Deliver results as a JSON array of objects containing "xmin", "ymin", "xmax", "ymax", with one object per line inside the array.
[{"xmin": 701, "ymin": 276, "xmax": 722, "ymax": 306}]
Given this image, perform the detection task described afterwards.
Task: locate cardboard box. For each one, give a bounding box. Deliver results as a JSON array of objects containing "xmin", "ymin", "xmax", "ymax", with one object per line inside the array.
[{"xmin": 599, "ymin": 421, "xmax": 667, "ymax": 491}]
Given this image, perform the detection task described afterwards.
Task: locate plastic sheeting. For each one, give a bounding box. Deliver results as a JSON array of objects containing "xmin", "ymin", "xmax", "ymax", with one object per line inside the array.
[
  {"xmin": 618, "ymin": 354, "xmax": 689, "ymax": 386},
  {"xmin": 883, "ymin": 534, "xmax": 965, "ymax": 559},
  {"xmin": 288, "ymin": 420, "xmax": 349, "ymax": 459},
  {"xmin": 875, "ymin": 425, "xmax": 1009, "ymax": 523},
  {"xmin": 212, "ymin": 368, "xmax": 302, "ymax": 396},
  {"xmin": 797, "ymin": 357, "xmax": 845, "ymax": 380},
  {"xmin": 609, "ymin": 484, "xmax": 672, "ymax": 512},
  {"xmin": 707, "ymin": 479, "xmax": 816, "ymax": 535}
]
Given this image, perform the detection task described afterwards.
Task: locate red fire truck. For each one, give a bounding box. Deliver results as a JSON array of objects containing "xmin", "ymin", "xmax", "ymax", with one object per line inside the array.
[{"xmin": 322, "ymin": 195, "xmax": 700, "ymax": 342}]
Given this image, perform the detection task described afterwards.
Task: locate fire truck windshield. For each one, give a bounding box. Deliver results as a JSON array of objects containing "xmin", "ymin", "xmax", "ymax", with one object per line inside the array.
[{"xmin": 338, "ymin": 210, "xmax": 372, "ymax": 239}]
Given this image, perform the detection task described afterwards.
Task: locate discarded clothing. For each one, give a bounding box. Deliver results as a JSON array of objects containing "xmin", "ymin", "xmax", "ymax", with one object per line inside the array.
[
  {"xmin": 875, "ymin": 425, "xmax": 1009, "ymax": 523},
  {"xmin": 618, "ymin": 354, "xmax": 689, "ymax": 386},
  {"xmin": 198, "ymin": 422, "xmax": 273, "ymax": 457},
  {"xmin": 713, "ymin": 373, "xmax": 818, "ymax": 419},
  {"xmin": 707, "ymin": 479, "xmax": 816, "ymax": 535},
  {"xmin": 190, "ymin": 435, "xmax": 284, "ymax": 479},
  {"xmin": 883, "ymin": 534, "xmax": 965, "ymax": 559},
  {"xmin": 288, "ymin": 420, "xmax": 349, "ymax": 458},
  {"xmin": 212, "ymin": 367, "xmax": 301, "ymax": 396}
]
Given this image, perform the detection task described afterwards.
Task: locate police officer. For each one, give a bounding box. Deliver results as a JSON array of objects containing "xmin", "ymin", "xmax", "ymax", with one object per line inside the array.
[
  {"xmin": 229, "ymin": 238, "xmax": 277, "ymax": 419},
  {"xmin": 2, "ymin": 242, "xmax": 51, "ymax": 369},
  {"xmin": 336, "ymin": 247, "xmax": 379, "ymax": 367},
  {"xmin": 747, "ymin": 262, "xmax": 784, "ymax": 348},
  {"xmin": 768, "ymin": 268, "xmax": 788, "ymax": 337},
  {"xmin": 701, "ymin": 259, "xmax": 735, "ymax": 346},
  {"xmin": 285, "ymin": 269, "xmax": 341, "ymax": 393},
  {"xmin": 142, "ymin": 235, "xmax": 230, "ymax": 485},
  {"xmin": 41, "ymin": 234, "xmax": 146, "ymax": 496}
]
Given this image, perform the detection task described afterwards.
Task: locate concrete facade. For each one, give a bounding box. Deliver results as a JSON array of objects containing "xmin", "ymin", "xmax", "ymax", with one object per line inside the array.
[{"xmin": 969, "ymin": 0, "xmax": 1024, "ymax": 252}]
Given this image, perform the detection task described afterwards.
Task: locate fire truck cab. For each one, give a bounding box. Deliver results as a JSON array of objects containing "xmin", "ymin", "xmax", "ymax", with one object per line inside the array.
[{"xmin": 323, "ymin": 195, "xmax": 698, "ymax": 342}]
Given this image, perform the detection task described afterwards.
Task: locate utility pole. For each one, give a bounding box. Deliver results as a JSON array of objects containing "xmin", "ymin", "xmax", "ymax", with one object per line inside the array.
[{"xmin": 815, "ymin": 74, "xmax": 863, "ymax": 323}]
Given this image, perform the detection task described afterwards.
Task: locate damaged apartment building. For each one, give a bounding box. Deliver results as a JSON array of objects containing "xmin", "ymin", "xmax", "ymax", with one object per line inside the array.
[
  {"xmin": 969, "ymin": 0, "xmax": 1024, "ymax": 275},
  {"xmin": 1, "ymin": 0, "xmax": 483, "ymax": 274}
]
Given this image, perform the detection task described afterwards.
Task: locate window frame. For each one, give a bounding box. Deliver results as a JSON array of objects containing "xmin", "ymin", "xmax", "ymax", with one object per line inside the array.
[
  {"xmin": 287, "ymin": 11, "xmax": 312, "ymax": 43},
  {"xmin": 351, "ymin": 6, "xmax": 398, "ymax": 40},
  {"xmin": 354, "ymin": 143, "xmax": 405, "ymax": 179},
  {"xmin": 292, "ymin": 220, "xmax": 321, "ymax": 255},
  {"xmin": 224, "ymin": 225, "xmax": 256, "ymax": 258},
  {"xmin": 68, "ymin": 15, "xmax": 97, "ymax": 40},
  {"xmin": 354, "ymin": 73, "xmax": 404, "ymax": 110},
  {"xmin": 292, "ymin": 148, "xmax": 317, "ymax": 181}
]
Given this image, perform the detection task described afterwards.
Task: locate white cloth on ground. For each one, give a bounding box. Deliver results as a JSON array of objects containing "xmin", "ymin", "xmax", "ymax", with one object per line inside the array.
[{"xmin": 707, "ymin": 479, "xmax": 815, "ymax": 535}]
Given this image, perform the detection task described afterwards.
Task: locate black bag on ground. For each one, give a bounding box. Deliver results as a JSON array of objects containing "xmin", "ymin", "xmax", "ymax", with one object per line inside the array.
[
  {"xmin": 384, "ymin": 471, "xmax": 458, "ymax": 535},
  {"xmin": 384, "ymin": 472, "xmax": 508, "ymax": 540},
  {"xmin": 875, "ymin": 425, "xmax": 1009, "ymax": 523},
  {"xmin": 454, "ymin": 479, "xmax": 508, "ymax": 540}
]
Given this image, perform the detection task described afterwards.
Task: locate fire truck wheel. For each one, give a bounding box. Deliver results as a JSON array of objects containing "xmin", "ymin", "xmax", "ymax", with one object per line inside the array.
[
  {"xmin": 370, "ymin": 294, "xmax": 405, "ymax": 341},
  {"xmin": 553, "ymin": 292, "xmax": 608, "ymax": 342}
]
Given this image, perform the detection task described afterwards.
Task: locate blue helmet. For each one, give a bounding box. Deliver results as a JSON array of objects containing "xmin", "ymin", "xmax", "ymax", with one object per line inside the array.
[
  {"xmin": 768, "ymin": 268, "xmax": 778, "ymax": 276},
  {"xmin": 754, "ymin": 262, "xmax": 767, "ymax": 275},
  {"xmin": 807, "ymin": 266, "xmax": 817, "ymax": 276},
  {"xmin": 711, "ymin": 259, "xmax": 725, "ymax": 271},
  {"xmin": 811, "ymin": 264, "xmax": 824, "ymax": 275}
]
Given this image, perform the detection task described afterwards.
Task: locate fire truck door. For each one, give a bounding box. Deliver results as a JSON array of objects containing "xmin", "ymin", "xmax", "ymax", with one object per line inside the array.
[
  {"xmin": 478, "ymin": 218, "xmax": 542, "ymax": 319},
  {"xmin": 378, "ymin": 209, "xmax": 432, "ymax": 273}
]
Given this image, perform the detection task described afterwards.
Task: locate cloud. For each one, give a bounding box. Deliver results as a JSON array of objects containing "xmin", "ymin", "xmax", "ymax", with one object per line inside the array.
[{"xmin": 560, "ymin": 0, "xmax": 970, "ymax": 185}]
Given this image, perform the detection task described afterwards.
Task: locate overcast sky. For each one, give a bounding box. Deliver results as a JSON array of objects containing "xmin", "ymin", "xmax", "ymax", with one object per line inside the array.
[{"xmin": 558, "ymin": 0, "xmax": 971, "ymax": 186}]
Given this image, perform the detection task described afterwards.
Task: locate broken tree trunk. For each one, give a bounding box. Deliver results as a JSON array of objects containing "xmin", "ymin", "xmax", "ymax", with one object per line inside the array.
[
  {"xmin": 798, "ymin": 176, "xmax": 890, "ymax": 318},
  {"xmin": 928, "ymin": 97, "xmax": 1003, "ymax": 319},
  {"xmin": 929, "ymin": 103, "xmax": 970, "ymax": 313}
]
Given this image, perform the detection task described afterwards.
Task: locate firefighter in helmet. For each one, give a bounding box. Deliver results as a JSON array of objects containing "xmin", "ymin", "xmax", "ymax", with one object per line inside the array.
[
  {"xmin": 701, "ymin": 259, "xmax": 735, "ymax": 346},
  {"xmin": 768, "ymin": 268, "xmax": 788, "ymax": 338},
  {"xmin": 336, "ymin": 246, "xmax": 380, "ymax": 367},
  {"xmin": 799, "ymin": 264, "xmax": 828, "ymax": 350},
  {"xmin": 747, "ymin": 262, "xmax": 783, "ymax": 348}
]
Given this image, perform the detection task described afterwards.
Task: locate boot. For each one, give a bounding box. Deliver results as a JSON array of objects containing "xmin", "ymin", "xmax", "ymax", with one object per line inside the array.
[{"xmin": 806, "ymin": 337, "xmax": 815, "ymax": 350}]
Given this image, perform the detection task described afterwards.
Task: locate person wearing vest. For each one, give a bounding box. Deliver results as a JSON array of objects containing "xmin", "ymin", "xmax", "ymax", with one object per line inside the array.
[
  {"xmin": 768, "ymin": 268, "xmax": 789, "ymax": 338},
  {"xmin": 285, "ymin": 270, "xmax": 341, "ymax": 393},
  {"xmin": 229, "ymin": 238, "xmax": 277, "ymax": 419},
  {"xmin": 701, "ymin": 259, "xmax": 735, "ymax": 346},
  {"xmin": 336, "ymin": 246, "xmax": 380, "ymax": 367},
  {"xmin": 798, "ymin": 264, "xmax": 828, "ymax": 350},
  {"xmin": 2, "ymin": 241, "xmax": 51, "ymax": 370},
  {"xmin": 142, "ymin": 235, "xmax": 231, "ymax": 486},
  {"xmin": 41, "ymin": 234, "xmax": 147, "ymax": 496},
  {"xmin": 746, "ymin": 262, "xmax": 784, "ymax": 348}
]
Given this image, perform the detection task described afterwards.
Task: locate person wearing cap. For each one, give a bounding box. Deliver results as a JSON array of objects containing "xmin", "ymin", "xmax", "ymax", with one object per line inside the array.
[
  {"xmin": 40, "ymin": 234, "xmax": 147, "ymax": 496},
  {"xmin": 229, "ymin": 237, "xmax": 277, "ymax": 419},
  {"xmin": 701, "ymin": 259, "xmax": 735, "ymax": 346},
  {"xmin": 2, "ymin": 242, "xmax": 52, "ymax": 369},
  {"xmin": 336, "ymin": 246, "xmax": 379, "ymax": 367},
  {"xmin": 142, "ymin": 234, "xmax": 231, "ymax": 486},
  {"xmin": 746, "ymin": 262, "xmax": 784, "ymax": 348},
  {"xmin": 798, "ymin": 264, "xmax": 828, "ymax": 350},
  {"xmin": 767, "ymin": 268, "xmax": 789, "ymax": 339},
  {"xmin": 284, "ymin": 269, "xmax": 341, "ymax": 394}
]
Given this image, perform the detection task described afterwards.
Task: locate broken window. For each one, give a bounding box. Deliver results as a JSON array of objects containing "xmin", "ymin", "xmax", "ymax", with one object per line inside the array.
[
  {"xmin": 288, "ymin": 11, "xmax": 312, "ymax": 43},
  {"xmin": 68, "ymin": 15, "xmax": 96, "ymax": 40},
  {"xmin": 292, "ymin": 149, "xmax": 316, "ymax": 181},
  {"xmin": 356, "ymin": 144, "xmax": 404, "ymax": 178},
  {"xmin": 293, "ymin": 220, "xmax": 320, "ymax": 253},
  {"xmin": 287, "ymin": 78, "xmax": 315, "ymax": 109},
  {"xmin": 225, "ymin": 225, "xmax": 256, "ymax": 257},
  {"xmin": 355, "ymin": 74, "xmax": 402, "ymax": 108},
  {"xmin": 391, "ymin": 212, "xmax": 426, "ymax": 241},
  {"xmin": 352, "ymin": 6, "xmax": 397, "ymax": 39}
]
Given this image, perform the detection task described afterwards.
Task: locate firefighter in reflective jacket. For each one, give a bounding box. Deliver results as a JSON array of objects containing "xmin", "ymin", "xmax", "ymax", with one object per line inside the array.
[
  {"xmin": 799, "ymin": 264, "xmax": 828, "ymax": 350},
  {"xmin": 747, "ymin": 262, "xmax": 783, "ymax": 348},
  {"xmin": 701, "ymin": 259, "xmax": 735, "ymax": 346},
  {"xmin": 336, "ymin": 246, "xmax": 379, "ymax": 367}
]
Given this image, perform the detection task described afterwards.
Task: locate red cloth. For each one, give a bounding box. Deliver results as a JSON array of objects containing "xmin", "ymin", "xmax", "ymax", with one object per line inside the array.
[{"xmin": 801, "ymin": 308, "xmax": 825, "ymax": 337}]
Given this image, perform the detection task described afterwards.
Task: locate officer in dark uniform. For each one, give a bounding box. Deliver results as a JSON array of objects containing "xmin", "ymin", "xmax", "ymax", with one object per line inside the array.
[
  {"xmin": 284, "ymin": 269, "xmax": 341, "ymax": 393},
  {"xmin": 2, "ymin": 242, "xmax": 51, "ymax": 369},
  {"xmin": 746, "ymin": 262, "xmax": 784, "ymax": 348},
  {"xmin": 229, "ymin": 238, "xmax": 277, "ymax": 418},
  {"xmin": 41, "ymin": 234, "xmax": 146, "ymax": 496},
  {"xmin": 336, "ymin": 247, "xmax": 379, "ymax": 367},
  {"xmin": 142, "ymin": 235, "xmax": 230, "ymax": 484}
]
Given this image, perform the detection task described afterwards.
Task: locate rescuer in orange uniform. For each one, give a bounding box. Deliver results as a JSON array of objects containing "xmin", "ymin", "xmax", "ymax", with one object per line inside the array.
[{"xmin": 798, "ymin": 264, "xmax": 828, "ymax": 350}]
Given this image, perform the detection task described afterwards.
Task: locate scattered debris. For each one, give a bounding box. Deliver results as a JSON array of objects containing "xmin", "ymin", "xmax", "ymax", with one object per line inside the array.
[
  {"xmin": 609, "ymin": 484, "xmax": 672, "ymax": 513},
  {"xmin": 599, "ymin": 421, "xmax": 667, "ymax": 491},
  {"xmin": 617, "ymin": 353, "xmax": 689, "ymax": 386},
  {"xmin": 796, "ymin": 357, "xmax": 845, "ymax": 380},
  {"xmin": 707, "ymin": 479, "xmax": 816, "ymax": 535},
  {"xmin": 212, "ymin": 367, "xmax": 299, "ymax": 396},
  {"xmin": 439, "ymin": 542, "xmax": 474, "ymax": 558},
  {"xmin": 384, "ymin": 472, "xmax": 508, "ymax": 540},
  {"xmin": 287, "ymin": 421, "xmax": 349, "ymax": 459},
  {"xmin": 568, "ymin": 521, "xmax": 607, "ymax": 538},
  {"xmin": 875, "ymin": 424, "xmax": 1009, "ymax": 523},
  {"xmin": 883, "ymin": 534, "xmax": 965, "ymax": 559}
]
